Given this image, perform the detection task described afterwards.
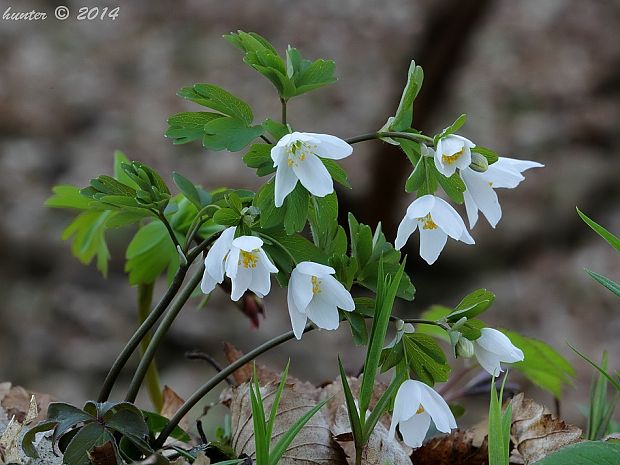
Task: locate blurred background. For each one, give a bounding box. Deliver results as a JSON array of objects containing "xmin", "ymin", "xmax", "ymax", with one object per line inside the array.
[{"xmin": 1, "ymin": 0, "xmax": 619, "ymax": 430}]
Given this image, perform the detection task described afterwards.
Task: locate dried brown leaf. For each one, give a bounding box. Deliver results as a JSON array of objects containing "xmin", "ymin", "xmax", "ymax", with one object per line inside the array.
[
  {"xmin": 409, "ymin": 429, "xmax": 488, "ymax": 465},
  {"xmin": 228, "ymin": 381, "xmax": 347, "ymax": 465},
  {"xmin": 161, "ymin": 386, "xmax": 188, "ymax": 430},
  {"xmin": 89, "ymin": 441, "xmax": 118, "ymax": 465},
  {"xmin": 509, "ymin": 393, "xmax": 582, "ymax": 464},
  {"xmin": 223, "ymin": 342, "xmax": 280, "ymax": 385}
]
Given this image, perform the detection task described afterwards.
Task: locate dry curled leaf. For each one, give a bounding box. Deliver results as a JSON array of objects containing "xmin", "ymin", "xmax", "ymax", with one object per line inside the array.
[
  {"xmin": 223, "ymin": 343, "xmax": 281, "ymax": 386},
  {"xmin": 0, "ymin": 394, "xmax": 38, "ymax": 464},
  {"xmin": 409, "ymin": 429, "xmax": 488, "ymax": 465},
  {"xmin": 161, "ymin": 386, "xmax": 188, "ymax": 431},
  {"xmin": 509, "ymin": 393, "xmax": 582, "ymax": 464},
  {"xmin": 0, "ymin": 384, "xmax": 51, "ymax": 424},
  {"xmin": 228, "ymin": 381, "xmax": 347, "ymax": 465}
]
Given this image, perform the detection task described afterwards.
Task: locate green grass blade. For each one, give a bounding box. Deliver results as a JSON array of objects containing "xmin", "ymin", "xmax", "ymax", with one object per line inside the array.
[
  {"xmin": 569, "ymin": 344, "xmax": 620, "ymax": 393},
  {"xmin": 338, "ymin": 357, "xmax": 363, "ymax": 445},
  {"xmin": 362, "ymin": 372, "xmax": 404, "ymax": 442},
  {"xmin": 577, "ymin": 208, "xmax": 620, "ymax": 252},
  {"xmin": 268, "ymin": 398, "xmax": 328, "ymax": 465},
  {"xmin": 266, "ymin": 360, "xmax": 290, "ymax": 442},
  {"xmin": 588, "ymin": 352, "xmax": 609, "ymax": 440},
  {"xmin": 358, "ymin": 259, "xmax": 405, "ymax": 418},
  {"xmin": 586, "ymin": 269, "xmax": 620, "ymax": 298},
  {"xmin": 249, "ymin": 374, "xmax": 269, "ymax": 465},
  {"xmin": 488, "ymin": 376, "xmax": 510, "ymax": 465}
]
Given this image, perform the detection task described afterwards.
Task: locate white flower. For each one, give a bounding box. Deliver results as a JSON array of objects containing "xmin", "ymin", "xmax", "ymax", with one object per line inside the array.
[
  {"xmin": 287, "ymin": 261, "xmax": 355, "ymax": 339},
  {"xmin": 200, "ymin": 229, "xmax": 278, "ymax": 301},
  {"xmin": 389, "ymin": 380, "xmax": 457, "ymax": 448},
  {"xmin": 395, "ymin": 194, "xmax": 474, "ymax": 265},
  {"xmin": 271, "ymin": 132, "xmax": 353, "ymax": 207},
  {"xmin": 462, "ymin": 156, "xmax": 544, "ymax": 228},
  {"xmin": 201, "ymin": 226, "xmax": 237, "ymax": 295},
  {"xmin": 225, "ymin": 236, "xmax": 278, "ymax": 301},
  {"xmin": 434, "ymin": 135, "xmax": 476, "ymax": 177},
  {"xmin": 473, "ymin": 328, "xmax": 524, "ymax": 377}
]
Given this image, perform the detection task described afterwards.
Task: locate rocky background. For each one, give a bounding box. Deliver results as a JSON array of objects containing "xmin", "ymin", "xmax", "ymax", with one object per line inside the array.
[{"xmin": 1, "ymin": 0, "xmax": 619, "ymax": 431}]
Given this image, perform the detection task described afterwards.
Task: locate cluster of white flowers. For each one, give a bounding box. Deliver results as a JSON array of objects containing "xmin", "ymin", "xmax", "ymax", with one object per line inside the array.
[
  {"xmin": 199, "ymin": 131, "xmax": 530, "ymax": 449},
  {"xmin": 397, "ymin": 134, "xmax": 543, "ymax": 264}
]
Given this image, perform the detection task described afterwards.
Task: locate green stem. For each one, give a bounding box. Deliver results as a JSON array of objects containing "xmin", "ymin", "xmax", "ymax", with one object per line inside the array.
[
  {"xmin": 355, "ymin": 445, "xmax": 363, "ymax": 465},
  {"xmin": 159, "ymin": 212, "xmax": 182, "ymax": 252},
  {"xmin": 153, "ymin": 325, "xmax": 314, "ymax": 448},
  {"xmin": 400, "ymin": 318, "xmax": 451, "ymax": 331},
  {"xmin": 97, "ymin": 236, "xmax": 216, "ymax": 403},
  {"xmin": 280, "ymin": 98, "xmax": 287, "ymax": 125},
  {"xmin": 125, "ymin": 266, "xmax": 205, "ymax": 403},
  {"xmin": 346, "ymin": 131, "xmax": 433, "ymax": 145},
  {"xmin": 137, "ymin": 283, "xmax": 164, "ymax": 412},
  {"xmin": 258, "ymin": 232, "xmax": 298, "ymax": 266}
]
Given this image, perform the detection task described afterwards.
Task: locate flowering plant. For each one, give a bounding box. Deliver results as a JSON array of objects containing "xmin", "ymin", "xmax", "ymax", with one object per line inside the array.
[{"xmin": 28, "ymin": 31, "xmax": 580, "ymax": 465}]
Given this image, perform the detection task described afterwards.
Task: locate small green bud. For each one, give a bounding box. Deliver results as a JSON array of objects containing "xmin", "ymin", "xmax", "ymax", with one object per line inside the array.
[
  {"xmin": 455, "ymin": 337, "xmax": 475, "ymax": 359},
  {"xmin": 470, "ymin": 152, "xmax": 489, "ymax": 172}
]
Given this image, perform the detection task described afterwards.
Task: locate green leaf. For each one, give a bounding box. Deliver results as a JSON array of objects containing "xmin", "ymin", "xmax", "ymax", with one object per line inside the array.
[
  {"xmin": 202, "ymin": 117, "xmax": 264, "ymax": 152},
  {"xmin": 142, "ymin": 411, "xmax": 190, "ymax": 443},
  {"xmin": 22, "ymin": 421, "xmax": 56, "ymax": 458},
  {"xmin": 172, "ymin": 172, "xmax": 202, "ymax": 209},
  {"xmin": 430, "ymin": 164, "xmax": 466, "ymax": 204},
  {"xmin": 488, "ymin": 376, "xmax": 511, "ymax": 465},
  {"xmin": 534, "ymin": 441, "xmax": 620, "ymax": 465},
  {"xmin": 125, "ymin": 221, "xmax": 180, "ymax": 285},
  {"xmin": 255, "ymin": 181, "xmax": 286, "ymax": 229},
  {"xmin": 213, "ymin": 208, "xmax": 241, "ymax": 227},
  {"xmin": 261, "ymin": 229, "xmax": 328, "ymax": 273},
  {"xmin": 403, "ymin": 333, "xmax": 451, "ymax": 386},
  {"xmin": 405, "ymin": 158, "xmax": 425, "ymax": 193},
  {"xmin": 471, "ymin": 146, "xmax": 499, "ymax": 165},
  {"xmin": 390, "ymin": 61, "xmax": 424, "ymax": 131},
  {"xmin": 308, "ymin": 193, "xmax": 340, "ymax": 252},
  {"xmin": 283, "ymin": 185, "xmax": 309, "ymax": 234},
  {"xmin": 446, "ymin": 289, "xmax": 496, "ymax": 322},
  {"xmin": 62, "ymin": 210, "xmax": 112, "ymax": 276},
  {"xmin": 46, "ymin": 185, "xmax": 93, "ymax": 210},
  {"xmin": 249, "ymin": 377, "xmax": 269, "ymax": 465},
  {"xmin": 105, "ymin": 407, "xmax": 148, "ymax": 439},
  {"xmin": 261, "ymin": 119, "xmax": 289, "ymax": 141},
  {"xmin": 338, "ymin": 358, "xmax": 363, "ymax": 445},
  {"xmin": 342, "ymin": 311, "xmax": 368, "ymax": 346},
  {"xmin": 504, "ymin": 331, "xmax": 575, "ymax": 398},
  {"xmin": 435, "ymin": 114, "xmax": 467, "ymax": 144},
  {"xmin": 165, "ymin": 112, "xmax": 225, "ymax": 145},
  {"xmin": 266, "ymin": 362, "xmax": 290, "ymax": 444},
  {"xmin": 322, "ymin": 158, "xmax": 351, "ymax": 188},
  {"xmin": 586, "ymin": 269, "xmax": 620, "ymax": 298},
  {"xmin": 578, "ymin": 208, "xmax": 620, "ymax": 252},
  {"xmin": 179, "ymin": 84, "xmax": 254, "ymax": 125},
  {"xmin": 569, "ymin": 344, "xmax": 620, "ymax": 393},
  {"xmin": 418, "ymin": 156, "xmax": 438, "ymax": 196},
  {"xmin": 243, "ymin": 143, "xmax": 275, "ymax": 176},
  {"xmin": 62, "ymin": 423, "xmax": 114, "ymax": 465},
  {"xmin": 113, "ymin": 151, "xmax": 140, "ymax": 189},
  {"xmin": 293, "ymin": 59, "xmax": 337, "ymax": 96},
  {"xmin": 587, "ymin": 352, "xmax": 617, "ymax": 440}
]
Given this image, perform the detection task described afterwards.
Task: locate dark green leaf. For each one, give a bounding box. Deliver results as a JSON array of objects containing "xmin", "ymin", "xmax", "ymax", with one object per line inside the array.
[
  {"xmin": 213, "ymin": 208, "xmax": 241, "ymax": 227},
  {"xmin": 403, "ymin": 333, "xmax": 451, "ymax": 386},
  {"xmin": 337, "ymin": 358, "xmax": 363, "ymax": 445},
  {"xmin": 293, "ymin": 59, "xmax": 337, "ymax": 96},
  {"xmin": 586, "ymin": 269, "xmax": 620, "ymax": 298},
  {"xmin": 142, "ymin": 411, "xmax": 191, "ymax": 443},
  {"xmin": 261, "ymin": 119, "xmax": 289, "ymax": 140},
  {"xmin": 322, "ymin": 158, "xmax": 351, "ymax": 188},
  {"xmin": 22, "ymin": 421, "xmax": 56, "ymax": 459},
  {"xmin": 446, "ymin": 289, "xmax": 496, "ymax": 322},
  {"xmin": 578, "ymin": 208, "xmax": 620, "ymax": 252},
  {"xmin": 172, "ymin": 172, "xmax": 202, "ymax": 209},
  {"xmin": 202, "ymin": 117, "xmax": 264, "ymax": 152},
  {"xmin": 535, "ymin": 441, "xmax": 620, "ymax": 465},
  {"xmin": 62, "ymin": 423, "xmax": 114, "ymax": 465},
  {"xmin": 284, "ymin": 185, "xmax": 309, "ymax": 234},
  {"xmin": 180, "ymin": 84, "xmax": 254, "ymax": 125},
  {"xmin": 405, "ymin": 158, "xmax": 425, "ymax": 193},
  {"xmin": 342, "ymin": 311, "xmax": 368, "ymax": 346},
  {"xmin": 390, "ymin": 61, "xmax": 424, "ymax": 131},
  {"xmin": 254, "ymin": 181, "xmax": 285, "ymax": 229},
  {"xmin": 125, "ymin": 221, "xmax": 180, "ymax": 285},
  {"xmin": 165, "ymin": 112, "xmax": 225, "ymax": 145}
]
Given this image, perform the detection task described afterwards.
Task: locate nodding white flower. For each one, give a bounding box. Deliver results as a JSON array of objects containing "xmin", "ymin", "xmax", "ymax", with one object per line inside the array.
[
  {"xmin": 434, "ymin": 135, "xmax": 476, "ymax": 177},
  {"xmin": 389, "ymin": 380, "xmax": 457, "ymax": 448},
  {"xmin": 225, "ymin": 236, "xmax": 278, "ymax": 301},
  {"xmin": 201, "ymin": 227, "xmax": 237, "ymax": 295},
  {"xmin": 461, "ymin": 156, "xmax": 544, "ymax": 228},
  {"xmin": 473, "ymin": 328, "xmax": 524, "ymax": 377},
  {"xmin": 395, "ymin": 194, "xmax": 474, "ymax": 265},
  {"xmin": 287, "ymin": 261, "xmax": 355, "ymax": 339},
  {"xmin": 271, "ymin": 132, "xmax": 353, "ymax": 207}
]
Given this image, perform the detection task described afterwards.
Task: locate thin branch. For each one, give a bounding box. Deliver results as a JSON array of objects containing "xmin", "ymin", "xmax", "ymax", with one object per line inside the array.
[
  {"xmin": 345, "ymin": 131, "xmax": 433, "ymax": 146},
  {"xmin": 185, "ymin": 351, "xmax": 235, "ymax": 386}
]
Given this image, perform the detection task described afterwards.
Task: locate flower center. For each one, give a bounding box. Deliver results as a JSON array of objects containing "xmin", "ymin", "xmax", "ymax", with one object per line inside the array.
[
  {"xmin": 417, "ymin": 213, "xmax": 438, "ymax": 230},
  {"xmin": 311, "ymin": 276, "xmax": 321, "ymax": 295},
  {"xmin": 239, "ymin": 250, "xmax": 259, "ymax": 269},
  {"xmin": 441, "ymin": 148, "xmax": 464, "ymax": 165},
  {"xmin": 416, "ymin": 405, "xmax": 425, "ymax": 415},
  {"xmin": 287, "ymin": 140, "xmax": 315, "ymax": 168}
]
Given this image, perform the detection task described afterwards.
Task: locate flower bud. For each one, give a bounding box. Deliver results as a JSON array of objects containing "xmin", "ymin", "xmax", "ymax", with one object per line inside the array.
[
  {"xmin": 455, "ymin": 337, "xmax": 475, "ymax": 359},
  {"xmin": 469, "ymin": 152, "xmax": 489, "ymax": 172}
]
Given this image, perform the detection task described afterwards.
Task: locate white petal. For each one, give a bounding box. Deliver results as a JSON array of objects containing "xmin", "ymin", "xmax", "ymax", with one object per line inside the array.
[
  {"xmin": 295, "ymin": 261, "xmax": 335, "ymax": 277},
  {"xmin": 430, "ymin": 197, "xmax": 467, "ymax": 240},
  {"xmin": 305, "ymin": 133, "xmax": 353, "ymax": 160},
  {"xmin": 274, "ymin": 165, "xmax": 299, "ymax": 207},
  {"xmin": 462, "ymin": 169, "xmax": 502, "ymax": 228},
  {"xmin": 225, "ymin": 247, "xmax": 240, "ymax": 279},
  {"xmin": 232, "ymin": 236, "xmax": 263, "ymax": 251},
  {"xmin": 287, "ymin": 283, "xmax": 308, "ymax": 340},
  {"xmin": 395, "ymin": 215, "xmax": 418, "ymax": 251},
  {"xmin": 398, "ymin": 412, "xmax": 431, "ymax": 449},
  {"xmin": 203, "ymin": 227, "xmax": 236, "ymax": 284},
  {"xmin": 200, "ymin": 269, "xmax": 218, "ymax": 295},
  {"xmin": 459, "ymin": 228, "xmax": 476, "ymax": 245},
  {"xmin": 321, "ymin": 275, "xmax": 355, "ymax": 311},
  {"xmin": 499, "ymin": 156, "xmax": 544, "ymax": 173},
  {"xmin": 290, "ymin": 270, "xmax": 313, "ymax": 313},
  {"xmin": 258, "ymin": 249, "xmax": 278, "ymax": 273},
  {"xmin": 230, "ymin": 266, "xmax": 252, "ymax": 301},
  {"xmin": 435, "ymin": 136, "xmax": 472, "ymax": 177},
  {"xmin": 249, "ymin": 261, "xmax": 272, "ymax": 298},
  {"xmin": 477, "ymin": 328, "xmax": 524, "ymax": 362},
  {"xmin": 419, "ymin": 226, "xmax": 448, "ymax": 265},
  {"xmin": 305, "ymin": 294, "xmax": 340, "ymax": 330},
  {"xmin": 405, "ymin": 195, "xmax": 435, "ymax": 218},
  {"xmin": 292, "ymin": 153, "xmax": 333, "ymax": 197},
  {"xmin": 389, "ymin": 380, "xmax": 421, "ymax": 438},
  {"xmin": 418, "ymin": 382, "xmax": 457, "ymax": 432},
  {"xmin": 270, "ymin": 144, "xmax": 288, "ymax": 167},
  {"xmin": 474, "ymin": 344, "xmax": 503, "ymax": 377},
  {"xmin": 463, "ymin": 188, "xmax": 480, "ymax": 229}
]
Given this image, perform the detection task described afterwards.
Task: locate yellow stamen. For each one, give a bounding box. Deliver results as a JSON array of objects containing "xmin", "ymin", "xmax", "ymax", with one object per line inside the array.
[
  {"xmin": 239, "ymin": 250, "xmax": 259, "ymax": 269},
  {"xmin": 416, "ymin": 405, "xmax": 425, "ymax": 415},
  {"xmin": 311, "ymin": 276, "xmax": 321, "ymax": 294},
  {"xmin": 417, "ymin": 213, "xmax": 438, "ymax": 230},
  {"xmin": 286, "ymin": 141, "xmax": 315, "ymax": 168},
  {"xmin": 441, "ymin": 148, "xmax": 464, "ymax": 165}
]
